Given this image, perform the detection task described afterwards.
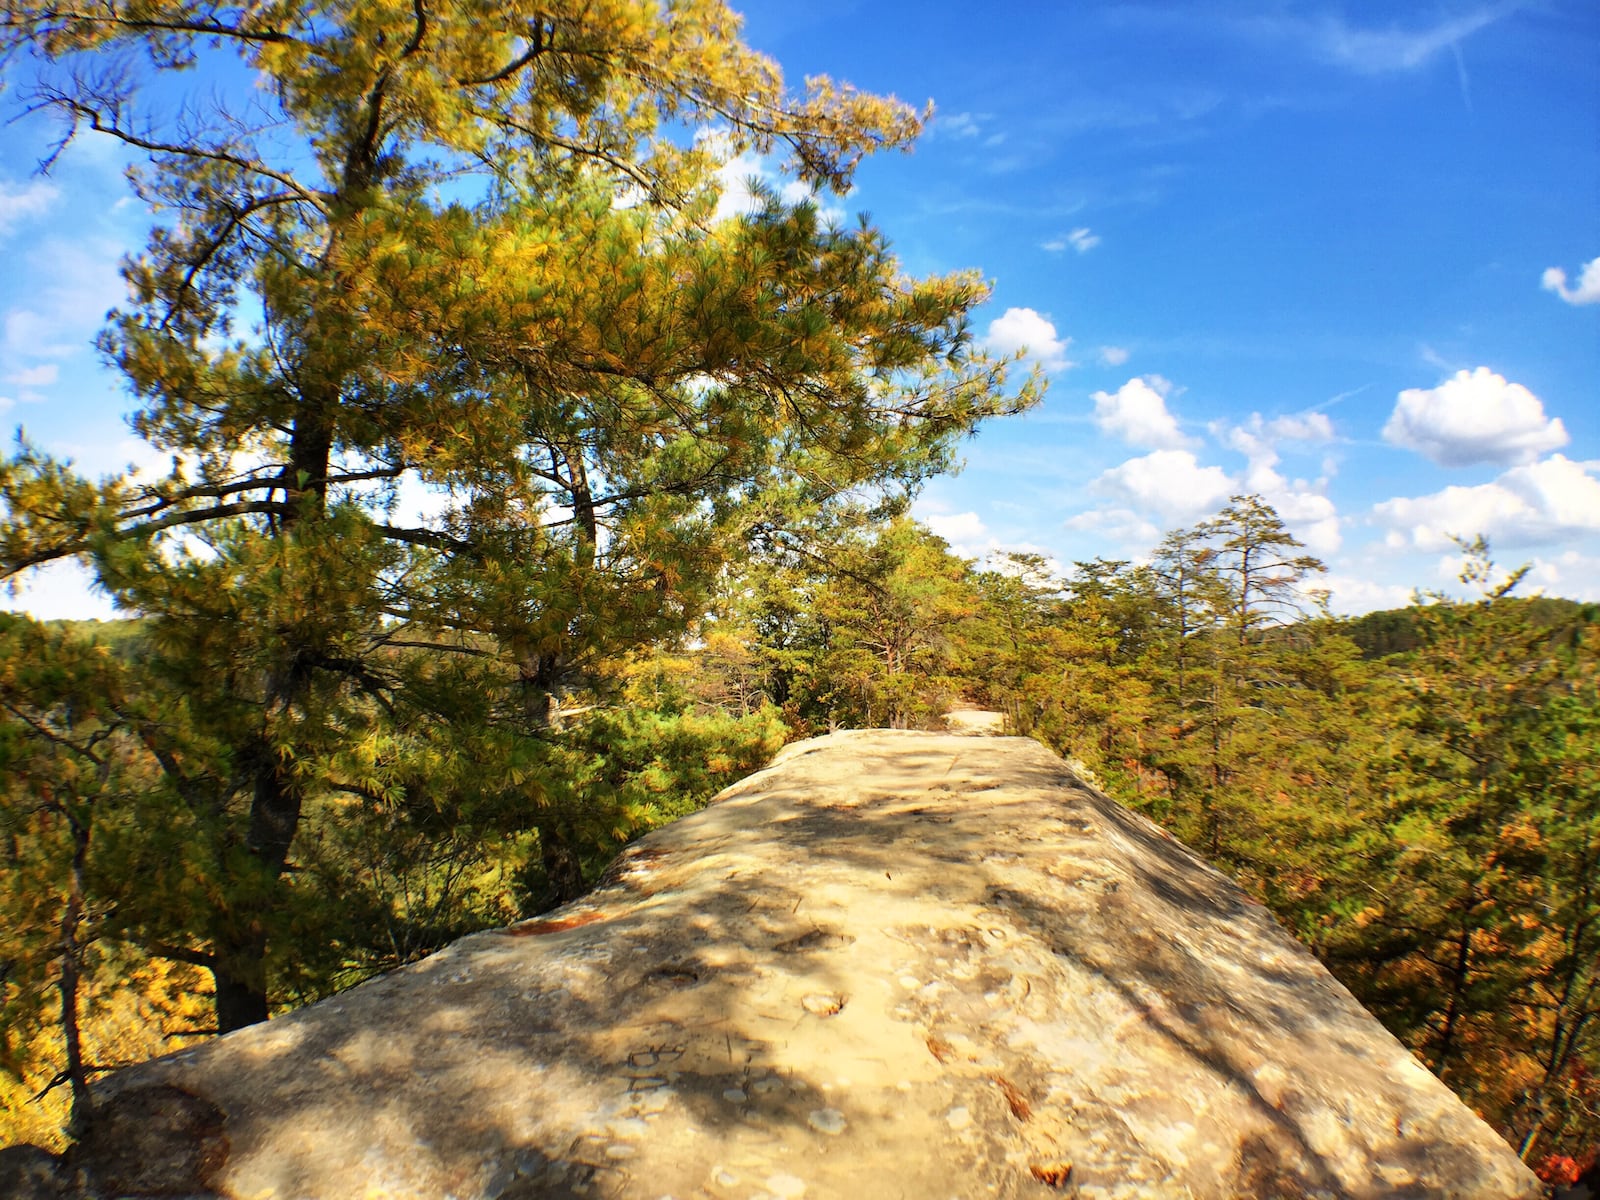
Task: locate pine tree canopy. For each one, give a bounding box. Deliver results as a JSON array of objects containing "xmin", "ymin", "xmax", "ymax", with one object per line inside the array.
[{"xmin": 0, "ymin": 0, "xmax": 1038, "ymax": 1035}]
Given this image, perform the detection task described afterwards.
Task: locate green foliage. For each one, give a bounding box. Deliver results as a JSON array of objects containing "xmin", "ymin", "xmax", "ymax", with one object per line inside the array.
[
  {"xmin": 1315, "ymin": 544, "xmax": 1600, "ymax": 1158},
  {"xmin": 703, "ymin": 516, "xmax": 985, "ymax": 732}
]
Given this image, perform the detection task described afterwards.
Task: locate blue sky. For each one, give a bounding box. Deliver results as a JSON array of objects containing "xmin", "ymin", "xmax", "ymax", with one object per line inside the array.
[{"xmin": 1, "ymin": 0, "xmax": 1597, "ymax": 618}]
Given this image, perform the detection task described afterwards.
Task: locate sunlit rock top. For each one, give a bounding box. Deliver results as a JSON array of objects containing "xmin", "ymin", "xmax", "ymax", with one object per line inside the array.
[{"xmin": 21, "ymin": 731, "xmax": 1541, "ymax": 1198}]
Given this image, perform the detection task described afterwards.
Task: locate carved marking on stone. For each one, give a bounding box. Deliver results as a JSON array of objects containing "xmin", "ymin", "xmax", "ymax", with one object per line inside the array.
[
  {"xmin": 642, "ymin": 963, "xmax": 703, "ymax": 988},
  {"xmin": 800, "ymin": 992, "xmax": 847, "ymax": 1016},
  {"xmin": 774, "ymin": 929, "xmax": 855, "ymax": 953}
]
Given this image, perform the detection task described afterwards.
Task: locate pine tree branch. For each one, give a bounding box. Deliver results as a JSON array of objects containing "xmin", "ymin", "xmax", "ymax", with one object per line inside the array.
[
  {"xmin": 372, "ymin": 523, "xmax": 474, "ymax": 553},
  {"xmin": 8, "ymin": 9, "xmax": 300, "ymax": 49},
  {"xmin": 2, "ymin": 499, "xmax": 290, "ymax": 578},
  {"xmin": 143, "ymin": 941, "xmax": 217, "ymax": 970},
  {"xmin": 122, "ymin": 465, "xmax": 406, "ymax": 521},
  {"xmin": 0, "ymin": 701, "xmax": 109, "ymax": 767},
  {"xmin": 457, "ymin": 21, "xmax": 551, "ymax": 86},
  {"xmin": 27, "ymin": 92, "xmax": 326, "ymax": 212}
]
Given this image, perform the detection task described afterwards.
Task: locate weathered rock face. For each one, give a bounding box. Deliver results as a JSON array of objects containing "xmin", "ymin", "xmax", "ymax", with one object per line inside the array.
[{"xmin": 24, "ymin": 731, "xmax": 1539, "ymax": 1198}]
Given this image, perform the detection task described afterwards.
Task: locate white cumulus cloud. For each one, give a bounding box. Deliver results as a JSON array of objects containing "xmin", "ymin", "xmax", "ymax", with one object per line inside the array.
[
  {"xmin": 1317, "ymin": 573, "xmax": 1415, "ymax": 616},
  {"xmin": 1526, "ymin": 550, "xmax": 1600, "ymax": 599},
  {"xmin": 705, "ymin": 134, "xmax": 847, "ymax": 226},
  {"xmin": 1220, "ymin": 411, "xmax": 1335, "ymax": 469},
  {"xmin": 982, "ymin": 307, "xmax": 1073, "ymax": 371},
  {"xmin": 1267, "ymin": 487, "xmax": 1341, "ymax": 556},
  {"xmin": 1097, "ymin": 346, "xmax": 1130, "ymax": 367},
  {"xmin": 1373, "ymin": 454, "xmax": 1600, "ymax": 551},
  {"xmin": 924, "ymin": 510, "xmax": 988, "ymax": 558},
  {"xmin": 711, "ymin": 148, "xmax": 770, "ymax": 222},
  {"xmin": 1381, "ymin": 367, "xmax": 1568, "ymax": 467},
  {"xmin": 1542, "ymin": 256, "xmax": 1600, "ymax": 306},
  {"xmin": 1092, "ymin": 376, "xmax": 1192, "ymax": 449},
  {"xmin": 1062, "ymin": 506, "xmax": 1161, "ymax": 549},
  {"xmin": 1214, "ymin": 412, "xmax": 1342, "ymax": 554},
  {"xmin": 1091, "ymin": 449, "xmax": 1235, "ymax": 520}
]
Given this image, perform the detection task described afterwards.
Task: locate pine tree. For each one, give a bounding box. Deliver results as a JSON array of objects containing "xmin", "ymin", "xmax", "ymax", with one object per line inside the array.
[
  {"xmin": 1331, "ymin": 541, "xmax": 1600, "ymax": 1155},
  {"xmin": 0, "ymin": 1, "xmax": 1036, "ymax": 1033}
]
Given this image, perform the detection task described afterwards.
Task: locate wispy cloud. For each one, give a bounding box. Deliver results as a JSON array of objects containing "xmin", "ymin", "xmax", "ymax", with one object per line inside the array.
[
  {"xmin": 0, "ymin": 180, "xmax": 60, "ymax": 239},
  {"xmin": 1296, "ymin": 8, "xmax": 1508, "ymax": 74},
  {"xmin": 933, "ymin": 111, "xmax": 984, "ymax": 140},
  {"xmin": 1115, "ymin": 3, "xmax": 1517, "ymax": 110},
  {"xmin": 6, "ymin": 363, "xmax": 59, "ymax": 388},
  {"xmin": 2, "ymin": 235, "xmax": 130, "ymax": 363},
  {"xmin": 1250, "ymin": 4, "xmax": 1516, "ymax": 109},
  {"xmin": 1042, "ymin": 227, "xmax": 1101, "ymax": 254}
]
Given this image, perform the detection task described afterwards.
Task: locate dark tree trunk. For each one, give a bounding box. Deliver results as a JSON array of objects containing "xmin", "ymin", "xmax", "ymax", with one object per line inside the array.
[
  {"xmin": 212, "ymin": 693, "xmax": 310, "ymax": 1032},
  {"xmin": 206, "ymin": 400, "xmax": 331, "ymax": 1034},
  {"xmin": 539, "ymin": 821, "xmax": 587, "ymax": 905},
  {"xmin": 58, "ymin": 807, "xmax": 94, "ymax": 1131},
  {"xmin": 212, "ymin": 958, "xmax": 271, "ymax": 1033},
  {"xmin": 1434, "ymin": 924, "xmax": 1474, "ymax": 1075}
]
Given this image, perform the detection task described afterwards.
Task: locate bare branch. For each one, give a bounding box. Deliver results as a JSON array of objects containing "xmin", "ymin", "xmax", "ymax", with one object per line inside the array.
[
  {"xmin": 121, "ymin": 464, "xmax": 405, "ymax": 521},
  {"xmin": 457, "ymin": 22, "xmax": 550, "ymax": 86},
  {"xmin": 0, "ymin": 701, "xmax": 108, "ymax": 767},
  {"xmin": 373, "ymin": 638, "xmax": 494, "ymax": 659},
  {"xmin": 13, "ymin": 9, "xmax": 300, "ymax": 49},
  {"xmin": 2, "ymin": 500, "xmax": 288, "ymax": 579},
  {"xmin": 143, "ymin": 941, "xmax": 217, "ymax": 970},
  {"xmin": 372, "ymin": 523, "xmax": 473, "ymax": 553},
  {"xmin": 163, "ymin": 190, "xmax": 310, "ymax": 327},
  {"xmin": 34, "ymin": 93, "xmax": 327, "ymax": 213}
]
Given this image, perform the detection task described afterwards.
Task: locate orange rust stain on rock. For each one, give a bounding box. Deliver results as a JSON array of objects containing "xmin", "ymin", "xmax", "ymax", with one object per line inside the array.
[
  {"xmin": 1029, "ymin": 1161, "xmax": 1072, "ymax": 1187},
  {"xmin": 498, "ymin": 913, "xmax": 608, "ymax": 937},
  {"xmin": 991, "ymin": 1075, "xmax": 1032, "ymax": 1122}
]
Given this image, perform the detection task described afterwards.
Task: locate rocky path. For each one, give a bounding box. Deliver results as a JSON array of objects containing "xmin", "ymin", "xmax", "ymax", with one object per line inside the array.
[{"xmin": 7, "ymin": 731, "xmax": 1541, "ymax": 1199}]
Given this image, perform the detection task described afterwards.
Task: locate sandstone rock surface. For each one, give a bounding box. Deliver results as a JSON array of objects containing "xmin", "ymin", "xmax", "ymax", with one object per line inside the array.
[
  {"xmin": 27, "ymin": 731, "xmax": 1540, "ymax": 1198},
  {"xmin": 944, "ymin": 707, "xmax": 1006, "ymax": 735}
]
